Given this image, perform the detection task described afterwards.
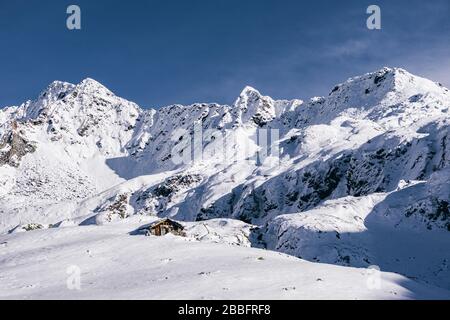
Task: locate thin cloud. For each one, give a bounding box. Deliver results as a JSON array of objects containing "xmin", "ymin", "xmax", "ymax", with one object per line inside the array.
[{"xmin": 323, "ymin": 39, "xmax": 372, "ymax": 58}]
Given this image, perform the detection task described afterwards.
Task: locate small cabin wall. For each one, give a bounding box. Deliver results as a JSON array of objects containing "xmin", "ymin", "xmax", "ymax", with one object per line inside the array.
[{"xmin": 145, "ymin": 219, "xmax": 185, "ymax": 237}]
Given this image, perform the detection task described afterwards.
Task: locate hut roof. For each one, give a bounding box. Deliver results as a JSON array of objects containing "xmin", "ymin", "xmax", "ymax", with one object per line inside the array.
[{"xmin": 148, "ymin": 218, "xmax": 184, "ymax": 230}]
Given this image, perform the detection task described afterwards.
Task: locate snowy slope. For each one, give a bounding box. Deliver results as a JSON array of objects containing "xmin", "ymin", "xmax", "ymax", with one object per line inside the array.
[
  {"xmin": 1, "ymin": 219, "xmax": 448, "ymax": 300},
  {"xmin": 261, "ymin": 191, "xmax": 450, "ymax": 289},
  {"xmin": 0, "ymin": 67, "xmax": 449, "ymax": 299}
]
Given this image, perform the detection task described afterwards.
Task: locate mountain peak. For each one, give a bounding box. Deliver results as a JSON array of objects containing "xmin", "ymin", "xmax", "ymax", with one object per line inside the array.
[
  {"xmin": 76, "ymin": 78, "xmax": 114, "ymax": 96},
  {"xmin": 343, "ymin": 67, "xmax": 445, "ymax": 93},
  {"xmin": 327, "ymin": 66, "xmax": 448, "ymax": 103},
  {"xmin": 240, "ymin": 86, "xmax": 261, "ymax": 96},
  {"xmin": 234, "ymin": 86, "xmax": 268, "ymax": 108},
  {"xmin": 79, "ymin": 77, "xmax": 103, "ymax": 86},
  {"xmin": 39, "ymin": 80, "xmax": 75, "ymax": 100},
  {"xmin": 231, "ymin": 86, "xmax": 279, "ymax": 126}
]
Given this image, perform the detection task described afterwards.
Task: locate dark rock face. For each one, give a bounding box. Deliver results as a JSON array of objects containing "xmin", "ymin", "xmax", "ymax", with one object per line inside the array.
[
  {"xmin": 153, "ymin": 174, "xmax": 203, "ymax": 199},
  {"xmin": 0, "ymin": 130, "xmax": 36, "ymax": 167},
  {"xmin": 132, "ymin": 173, "xmax": 204, "ymax": 216},
  {"xmin": 106, "ymin": 194, "xmax": 130, "ymax": 219},
  {"xmin": 406, "ymin": 198, "xmax": 450, "ymax": 231},
  {"xmin": 251, "ymin": 99, "xmax": 276, "ymax": 127}
]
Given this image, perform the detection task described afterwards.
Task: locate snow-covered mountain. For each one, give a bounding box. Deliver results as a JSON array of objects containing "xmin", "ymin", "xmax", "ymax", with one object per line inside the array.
[{"xmin": 1, "ymin": 67, "xmax": 449, "ymax": 299}]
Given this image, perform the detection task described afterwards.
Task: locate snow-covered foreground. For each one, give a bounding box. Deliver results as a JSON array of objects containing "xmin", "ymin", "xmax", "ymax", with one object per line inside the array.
[{"xmin": 0, "ymin": 220, "xmax": 449, "ymax": 300}]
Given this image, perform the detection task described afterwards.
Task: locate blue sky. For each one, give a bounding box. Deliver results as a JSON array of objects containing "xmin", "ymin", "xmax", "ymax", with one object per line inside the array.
[{"xmin": 0, "ymin": 0, "xmax": 449, "ymax": 108}]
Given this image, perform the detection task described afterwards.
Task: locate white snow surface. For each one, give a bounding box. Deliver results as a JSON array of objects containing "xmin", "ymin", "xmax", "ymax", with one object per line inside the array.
[{"xmin": 0, "ymin": 218, "xmax": 448, "ymax": 300}]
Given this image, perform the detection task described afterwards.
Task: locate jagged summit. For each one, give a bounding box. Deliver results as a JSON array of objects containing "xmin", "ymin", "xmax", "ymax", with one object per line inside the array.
[
  {"xmin": 79, "ymin": 77, "xmax": 104, "ymax": 86},
  {"xmin": 237, "ymin": 85, "xmax": 261, "ymax": 99},
  {"xmin": 41, "ymin": 80, "xmax": 75, "ymax": 96},
  {"xmin": 1, "ymin": 66, "xmax": 448, "ymax": 158},
  {"xmin": 234, "ymin": 85, "xmax": 267, "ymax": 108},
  {"xmin": 36, "ymin": 78, "xmax": 115, "ymax": 106},
  {"xmin": 13, "ymin": 67, "xmax": 448, "ymax": 120},
  {"xmin": 37, "ymin": 81, "xmax": 76, "ymax": 105},
  {"xmin": 76, "ymin": 77, "xmax": 114, "ymax": 96},
  {"xmin": 287, "ymin": 67, "xmax": 450, "ymax": 129},
  {"xmin": 330, "ymin": 67, "xmax": 449, "ymax": 98}
]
